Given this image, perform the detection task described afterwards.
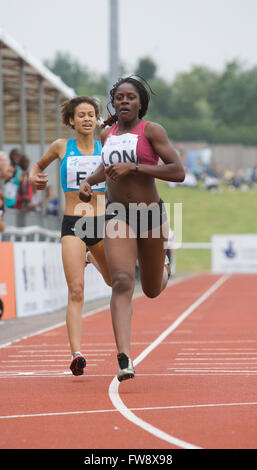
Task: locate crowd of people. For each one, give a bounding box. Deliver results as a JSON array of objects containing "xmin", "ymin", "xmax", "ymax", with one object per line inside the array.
[
  {"xmin": 167, "ymin": 147, "xmax": 257, "ymax": 192},
  {"xmin": 0, "ymin": 148, "xmax": 59, "ymax": 231}
]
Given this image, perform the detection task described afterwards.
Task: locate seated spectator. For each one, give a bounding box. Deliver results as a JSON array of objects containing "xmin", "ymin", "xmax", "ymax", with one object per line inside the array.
[
  {"xmin": 224, "ymin": 168, "xmax": 235, "ymax": 186},
  {"xmin": 204, "ymin": 174, "xmax": 219, "ymax": 191},
  {"xmin": 46, "ymin": 186, "xmax": 59, "ymax": 216},
  {"xmin": 166, "ymin": 169, "xmax": 197, "ymax": 188},
  {"xmin": 181, "ymin": 170, "xmax": 198, "ymax": 187},
  {"xmin": 192, "ymin": 158, "xmax": 204, "ymax": 181},
  {"xmin": 235, "ymin": 168, "xmax": 248, "ymax": 189}
]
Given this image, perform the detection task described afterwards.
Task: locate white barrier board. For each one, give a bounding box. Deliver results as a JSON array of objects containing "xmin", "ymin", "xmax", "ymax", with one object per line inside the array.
[
  {"xmin": 84, "ymin": 263, "xmax": 111, "ymax": 302},
  {"xmin": 14, "ymin": 242, "xmax": 111, "ymax": 318},
  {"xmin": 211, "ymin": 234, "xmax": 257, "ymax": 273},
  {"xmin": 14, "ymin": 242, "xmax": 68, "ymax": 317}
]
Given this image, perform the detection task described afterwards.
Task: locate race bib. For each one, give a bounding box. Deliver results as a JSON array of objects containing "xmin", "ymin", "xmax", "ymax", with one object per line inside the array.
[
  {"xmin": 102, "ymin": 133, "xmax": 138, "ymax": 167},
  {"xmin": 66, "ymin": 155, "xmax": 105, "ymax": 191}
]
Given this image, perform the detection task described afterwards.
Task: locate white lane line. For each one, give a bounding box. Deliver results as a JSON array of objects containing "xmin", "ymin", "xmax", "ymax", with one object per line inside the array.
[
  {"xmin": 8, "ymin": 339, "xmax": 257, "ymax": 347},
  {"xmin": 1, "ymin": 359, "xmax": 105, "ymax": 363},
  {"xmin": 1, "ymin": 371, "xmax": 256, "ymax": 378},
  {"xmin": 182, "ymin": 348, "xmax": 257, "ymax": 351},
  {"xmin": 174, "ymin": 370, "xmax": 257, "ymax": 373},
  {"xmin": 175, "ymin": 358, "xmax": 257, "ymax": 361},
  {"xmin": 178, "ymin": 352, "xmax": 257, "ymax": 355},
  {"xmin": 7, "ymin": 349, "xmax": 115, "ymax": 353},
  {"xmin": 168, "ymin": 365, "xmax": 257, "ymax": 368},
  {"xmin": 7, "ymin": 354, "xmax": 111, "ymax": 357},
  {"xmin": 1, "ymin": 400, "xmax": 256, "ymax": 420},
  {"xmin": 109, "ymin": 274, "xmax": 230, "ymax": 450}
]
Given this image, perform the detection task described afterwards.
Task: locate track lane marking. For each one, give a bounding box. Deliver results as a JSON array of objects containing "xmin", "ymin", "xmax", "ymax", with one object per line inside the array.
[
  {"xmin": 1, "ymin": 400, "xmax": 257, "ymax": 420},
  {"xmin": 109, "ymin": 274, "xmax": 230, "ymax": 450}
]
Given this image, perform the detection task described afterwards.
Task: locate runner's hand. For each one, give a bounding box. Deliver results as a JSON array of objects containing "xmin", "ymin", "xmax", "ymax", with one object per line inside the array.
[
  {"xmin": 30, "ymin": 173, "xmax": 48, "ymax": 190},
  {"xmin": 79, "ymin": 180, "xmax": 93, "ymax": 202},
  {"xmin": 105, "ymin": 163, "xmax": 135, "ymax": 181}
]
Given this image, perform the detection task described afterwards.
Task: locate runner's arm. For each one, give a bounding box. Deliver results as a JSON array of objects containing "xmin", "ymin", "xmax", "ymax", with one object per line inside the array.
[{"xmin": 29, "ymin": 139, "xmax": 63, "ymax": 190}]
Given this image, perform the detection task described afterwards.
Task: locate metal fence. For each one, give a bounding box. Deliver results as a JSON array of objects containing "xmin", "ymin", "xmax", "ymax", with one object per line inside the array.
[{"xmin": 0, "ymin": 225, "xmax": 60, "ymax": 242}]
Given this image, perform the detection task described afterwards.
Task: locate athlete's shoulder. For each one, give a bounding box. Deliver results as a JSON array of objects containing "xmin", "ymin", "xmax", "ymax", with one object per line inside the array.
[
  {"xmin": 144, "ymin": 121, "xmax": 168, "ymax": 139},
  {"xmin": 51, "ymin": 138, "xmax": 68, "ymax": 153}
]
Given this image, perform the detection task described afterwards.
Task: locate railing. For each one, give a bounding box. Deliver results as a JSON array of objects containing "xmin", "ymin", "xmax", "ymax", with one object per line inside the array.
[
  {"xmin": 170, "ymin": 242, "xmax": 211, "ymax": 273},
  {"xmin": 2, "ymin": 208, "xmax": 60, "ymax": 231},
  {"xmin": 180, "ymin": 242, "xmax": 211, "ymax": 249},
  {"xmin": 0, "ymin": 225, "xmax": 60, "ymax": 242},
  {"xmin": 0, "ymin": 224, "xmax": 212, "ymax": 247}
]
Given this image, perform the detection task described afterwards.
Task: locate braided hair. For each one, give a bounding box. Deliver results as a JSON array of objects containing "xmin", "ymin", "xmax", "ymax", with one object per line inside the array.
[{"xmin": 102, "ymin": 75, "xmax": 155, "ymax": 128}]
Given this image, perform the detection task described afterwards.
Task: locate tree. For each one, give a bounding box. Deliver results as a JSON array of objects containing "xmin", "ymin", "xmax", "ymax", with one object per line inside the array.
[
  {"xmin": 209, "ymin": 60, "xmax": 257, "ymax": 126},
  {"xmin": 44, "ymin": 51, "xmax": 88, "ymax": 93},
  {"xmin": 169, "ymin": 66, "xmax": 217, "ymax": 120},
  {"xmin": 135, "ymin": 57, "xmax": 157, "ymax": 81}
]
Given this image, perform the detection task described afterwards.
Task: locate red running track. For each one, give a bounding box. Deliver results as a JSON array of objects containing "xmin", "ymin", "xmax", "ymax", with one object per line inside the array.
[{"xmin": 1, "ymin": 273, "xmax": 257, "ymax": 449}]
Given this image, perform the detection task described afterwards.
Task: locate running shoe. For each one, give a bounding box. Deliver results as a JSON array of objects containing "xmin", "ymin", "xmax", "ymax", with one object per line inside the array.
[
  {"xmin": 70, "ymin": 353, "xmax": 86, "ymax": 376},
  {"xmin": 85, "ymin": 249, "xmax": 91, "ymax": 268},
  {"xmin": 117, "ymin": 353, "xmax": 135, "ymax": 382},
  {"xmin": 165, "ymin": 253, "xmax": 172, "ymax": 280}
]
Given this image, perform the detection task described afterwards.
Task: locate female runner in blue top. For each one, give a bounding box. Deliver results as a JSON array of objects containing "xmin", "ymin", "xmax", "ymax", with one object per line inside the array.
[{"xmin": 29, "ymin": 96, "xmax": 111, "ymax": 376}]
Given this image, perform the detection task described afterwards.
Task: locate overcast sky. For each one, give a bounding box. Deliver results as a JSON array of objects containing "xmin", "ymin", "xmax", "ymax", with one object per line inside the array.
[{"xmin": 1, "ymin": 0, "xmax": 257, "ymax": 82}]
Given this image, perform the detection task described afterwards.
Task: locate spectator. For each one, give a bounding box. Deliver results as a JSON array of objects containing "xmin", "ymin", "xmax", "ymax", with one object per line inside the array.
[
  {"xmin": 223, "ymin": 168, "xmax": 235, "ymax": 187},
  {"xmin": 3, "ymin": 148, "xmax": 24, "ymax": 208},
  {"xmin": 234, "ymin": 168, "xmax": 247, "ymax": 189},
  {"xmin": 199, "ymin": 147, "xmax": 213, "ymax": 167},
  {"xmin": 0, "ymin": 151, "xmax": 9, "ymax": 190},
  {"xmin": 192, "ymin": 158, "xmax": 204, "ymax": 181},
  {"xmin": 15, "ymin": 155, "xmax": 33, "ymax": 210},
  {"xmin": 27, "ymin": 185, "xmax": 42, "ymax": 213},
  {"xmin": 204, "ymin": 174, "xmax": 219, "ymax": 191},
  {"xmin": 181, "ymin": 170, "xmax": 197, "ymax": 187},
  {"xmin": 9, "ymin": 148, "xmax": 22, "ymax": 169},
  {"xmin": 0, "ymin": 190, "xmax": 5, "ymax": 232},
  {"xmin": 46, "ymin": 186, "xmax": 59, "ymax": 216},
  {"xmin": 246, "ymin": 166, "xmax": 256, "ymax": 188}
]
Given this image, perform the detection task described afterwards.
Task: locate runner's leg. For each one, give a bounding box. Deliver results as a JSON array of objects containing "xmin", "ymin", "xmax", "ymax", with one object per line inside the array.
[
  {"xmin": 104, "ymin": 220, "xmax": 137, "ymax": 357},
  {"xmin": 138, "ymin": 221, "xmax": 170, "ymax": 298},
  {"xmin": 89, "ymin": 240, "xmax": 112, "ymax": 286},
  {"xmin": 62, "ymin": 236, "xmax": 86, "ymax": 355}
]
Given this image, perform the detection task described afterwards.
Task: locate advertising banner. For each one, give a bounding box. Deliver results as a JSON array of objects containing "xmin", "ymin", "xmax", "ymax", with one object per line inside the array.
[
  {"xmin": 0, "ymin": 242, "xmax": 16, "ymax": 319},
  {"xmin": 211, "ymin": 234, "xmax": 257, "ymax": 273},
  {"xmin": 14, "ymin": 242, "xmax": 68, "ymax": 318},
  {"xmin": 84, "ymin": 263, "xmax": 111, "ymax": 301},
  {"xmin": 13, "ymin": 242, "xmax": 111, "ymax": 318}
]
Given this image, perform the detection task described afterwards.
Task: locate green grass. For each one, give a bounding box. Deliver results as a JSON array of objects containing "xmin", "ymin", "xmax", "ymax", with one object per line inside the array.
[{"xmin": 157, "ymin": 182, "xmax": 257, "ymax": 273}]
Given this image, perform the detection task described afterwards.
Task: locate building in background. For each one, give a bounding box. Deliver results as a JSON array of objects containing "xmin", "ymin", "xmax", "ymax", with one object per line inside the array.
[{"xmin": 0, "ymin": 28, "xmax": 76, "ymax": 228}]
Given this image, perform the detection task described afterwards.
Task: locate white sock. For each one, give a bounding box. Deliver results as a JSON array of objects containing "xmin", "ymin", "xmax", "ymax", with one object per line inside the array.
[{"xmin": 71, "ymin": 351, "xmax": 82, "ymax": 360}]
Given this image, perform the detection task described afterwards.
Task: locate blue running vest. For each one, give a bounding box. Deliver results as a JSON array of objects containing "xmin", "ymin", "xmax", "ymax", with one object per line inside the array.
[{"xmin": 60, "ymin": 139, "xmax": 106, "ymax": 192}]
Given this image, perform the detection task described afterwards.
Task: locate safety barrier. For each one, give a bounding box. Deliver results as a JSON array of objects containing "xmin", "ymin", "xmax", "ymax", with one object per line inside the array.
[
  {"xmin": 0, "ymin": 225, "xmax": 60, "ymax": 242},
  {"xmin": 0, "ymin": 225, "xmax": 111, "ymax": 321}
]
